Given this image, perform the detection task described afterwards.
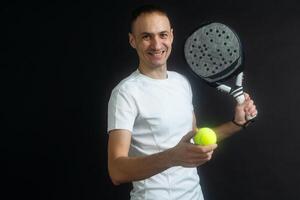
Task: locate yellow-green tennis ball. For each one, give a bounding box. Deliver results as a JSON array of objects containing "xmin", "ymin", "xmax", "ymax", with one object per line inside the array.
[{"xmin": 193, "ymin": 127, "xmax": 217, "ymax": 145}]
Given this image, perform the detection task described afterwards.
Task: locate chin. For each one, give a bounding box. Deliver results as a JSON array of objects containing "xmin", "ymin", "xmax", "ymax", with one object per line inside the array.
[
  {"xmin": 150, "ymin": 62, "xmax": 166, "ymax": 68},
  {"xmin": 149, "ymin": 58, "xmax": 168, "ymax": 67}
]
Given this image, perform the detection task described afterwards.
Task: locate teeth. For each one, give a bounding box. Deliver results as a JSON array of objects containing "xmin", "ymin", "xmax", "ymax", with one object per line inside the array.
[{"xmin": 150, "ymin": 51, "xmax": 165, "ymax": 55}]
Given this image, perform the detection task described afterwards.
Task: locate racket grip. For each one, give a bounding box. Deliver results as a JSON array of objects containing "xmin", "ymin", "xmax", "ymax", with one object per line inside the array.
[
  {"xmin": 235, "ymin": 95, "xmax": 245, "ymax": 104},
  {"xmin": 246, "ymin": 114, "xmax": 256, "ymax": 121}
]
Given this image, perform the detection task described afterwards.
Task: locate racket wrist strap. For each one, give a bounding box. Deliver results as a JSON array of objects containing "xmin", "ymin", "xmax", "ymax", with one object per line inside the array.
[{"xmin": 231, "ymin": 118, "xmax": 251, "ymax": 129}]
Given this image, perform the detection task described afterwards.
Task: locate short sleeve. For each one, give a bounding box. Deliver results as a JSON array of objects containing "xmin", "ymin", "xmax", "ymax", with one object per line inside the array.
[
  {"xmin": 180, "ymin": 74, "xmax": 194, "ymax": 105},
  {"xmin": 107, "ymin": 88, "xmax": 137, "ymax": 133},
  {"xmin": 186, "ymin": 79, "xmax": 193, "ymax": 102}
]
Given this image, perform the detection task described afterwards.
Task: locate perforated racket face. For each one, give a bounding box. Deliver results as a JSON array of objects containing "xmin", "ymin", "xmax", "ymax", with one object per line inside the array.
[{"xmin": 184, "ymin": 22, "xmax": 242, "ymax": 83}]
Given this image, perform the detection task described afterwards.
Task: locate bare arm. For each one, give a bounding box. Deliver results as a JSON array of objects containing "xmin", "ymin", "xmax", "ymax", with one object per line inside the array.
[
  {"xmin": 212, "ymin": 121, "xmax": 242, "ymax": 141},
  {"xmin": 108, "ymin": 129, "xmax": 173, "ymax": 185},
  {"xmin": 108, "ymin": 129, "xmax": 217, "ymax": 185},
  {"xmin": 213, "ymin": 93, "xmax": 257, "ymax": 141}
]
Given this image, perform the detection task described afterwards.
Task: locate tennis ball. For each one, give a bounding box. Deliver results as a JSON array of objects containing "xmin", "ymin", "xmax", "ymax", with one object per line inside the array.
[{"xmin": 193, "ymin": 127, "xmax": 217, "ymax": 145}]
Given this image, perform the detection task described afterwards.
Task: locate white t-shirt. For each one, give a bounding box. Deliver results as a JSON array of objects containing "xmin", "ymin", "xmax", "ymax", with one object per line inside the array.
[{"xmin": 108, "ymin": 69, "xmax": 204, "ymax": 200}]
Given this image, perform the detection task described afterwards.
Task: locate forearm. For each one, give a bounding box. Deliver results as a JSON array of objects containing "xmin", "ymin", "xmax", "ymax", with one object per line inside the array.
[
  {"xmin": 213, "ymin": 92, "xmax": 257, "ymax": 141},
  {"xmin": 212, "ymin": 121, "xmax": 242, "ymax": 141},
  {"xmin": 109, "ymin": 149, "xmax": 173, "ymax": 185}
]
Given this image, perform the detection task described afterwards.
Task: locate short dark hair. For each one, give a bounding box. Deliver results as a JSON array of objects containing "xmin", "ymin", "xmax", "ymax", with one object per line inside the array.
[{"xmin": 130, "ymin": 4, "xmax": 170, "ymax": 33}]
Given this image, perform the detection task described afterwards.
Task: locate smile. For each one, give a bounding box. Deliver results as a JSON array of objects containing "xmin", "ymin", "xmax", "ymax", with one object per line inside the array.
[{"xmin": 148, "ymin": 50, "xmax": 166, "ymax": 56}]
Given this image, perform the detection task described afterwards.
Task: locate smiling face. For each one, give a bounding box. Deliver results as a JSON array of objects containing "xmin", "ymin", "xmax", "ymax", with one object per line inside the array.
[{"xmin": 129, "ymin": 12, "xmax": 173, "ymax": 71}]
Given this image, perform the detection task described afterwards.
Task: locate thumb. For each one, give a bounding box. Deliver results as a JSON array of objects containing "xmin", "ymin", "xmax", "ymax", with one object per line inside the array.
[{"xmin": 181, "ymin": 130, "xmax": 195, "ymax": 143}]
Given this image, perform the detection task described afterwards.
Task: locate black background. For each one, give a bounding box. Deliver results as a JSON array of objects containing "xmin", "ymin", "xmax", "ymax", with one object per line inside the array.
[{"xmin": 2, "ymin": 0, "xmax": 300, "ymax": 199}]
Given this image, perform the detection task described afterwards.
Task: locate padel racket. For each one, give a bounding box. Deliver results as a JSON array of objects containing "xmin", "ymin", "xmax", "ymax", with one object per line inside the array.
[{"xmin": 184, "ymin": 22, "xmax": 256, "ymax": 120}]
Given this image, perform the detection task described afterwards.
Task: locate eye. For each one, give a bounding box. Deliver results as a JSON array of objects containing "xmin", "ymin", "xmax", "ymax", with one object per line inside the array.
[
  {"xmin": 160, "ymin": 33, "xmax": 168, "ymax": 38},
  {"xmin": 142, "ymin": 35, "xmax": 150, "ymax": 40}
]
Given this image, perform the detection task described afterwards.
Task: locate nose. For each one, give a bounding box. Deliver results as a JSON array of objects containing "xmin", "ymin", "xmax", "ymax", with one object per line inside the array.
[{"xmin": 150, "ymin": 36, "xmax": 162, "ymax": 50}]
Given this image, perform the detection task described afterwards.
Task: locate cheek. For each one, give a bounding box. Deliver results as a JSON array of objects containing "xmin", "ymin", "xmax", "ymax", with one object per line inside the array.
[
  {"xmin": 163, "ymin": 40, "xmax": 172, "ymax": 48},
  {"xmin": 138, "ymin": 42, "xmax": 150, "ymax": 51},
  {"xmin": 165, "ymin": 42, "xmax": 172, "ymax": 52}
]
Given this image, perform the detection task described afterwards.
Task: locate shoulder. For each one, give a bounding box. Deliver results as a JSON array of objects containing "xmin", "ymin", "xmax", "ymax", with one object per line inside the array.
[
  {"xmin": 168, "ymin": 71, "xmax": 191, "ymax": 85},
  {"xmin": 111, "ymin": 70, "xmax": 142, "ymax": 96},
  {"xmin": 168, "ymin": 71, "xmax": 193, "ymax": 97}
]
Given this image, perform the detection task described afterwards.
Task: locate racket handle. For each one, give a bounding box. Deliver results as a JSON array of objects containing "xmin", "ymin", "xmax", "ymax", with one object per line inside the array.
[
  {"xmin": 246, "ymin": 114, "xmax": 256, "ymax": 121},
  {"xmin": 236, "ymin": 72, "xmax": 243, "ymax": 87},
  {"xmin": 235, "ymin": 94, "xmax": 245, "ymax": 104}
]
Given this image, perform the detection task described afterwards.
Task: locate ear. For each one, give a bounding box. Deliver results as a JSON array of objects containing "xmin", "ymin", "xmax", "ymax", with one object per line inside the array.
[
  {"xmin": 128, "ymin": 33, "xmax": 136, "ymax": 49},
  {"xmin": 170, "ymin": 28, "xmax": 174, "ymax": 43}
]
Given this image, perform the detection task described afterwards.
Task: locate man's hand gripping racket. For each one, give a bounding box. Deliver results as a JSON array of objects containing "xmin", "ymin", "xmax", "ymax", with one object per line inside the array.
[{"xmin": 184, "ymin": 22, "xmax": 257, "ymax": 121}]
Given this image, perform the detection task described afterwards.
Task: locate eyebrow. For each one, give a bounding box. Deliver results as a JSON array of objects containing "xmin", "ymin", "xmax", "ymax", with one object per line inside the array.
[{"xmin": 140, "ymin": 31, "xmax": 169, "ymax": 36}]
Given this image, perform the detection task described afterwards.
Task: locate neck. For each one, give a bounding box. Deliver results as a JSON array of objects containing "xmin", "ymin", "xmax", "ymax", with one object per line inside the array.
[{"xmin": 138, "ymin": 65, "xmax": 168, "ymax": 80}]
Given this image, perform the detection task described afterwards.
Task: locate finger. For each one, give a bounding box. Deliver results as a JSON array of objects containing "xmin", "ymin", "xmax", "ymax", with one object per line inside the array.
[
  {"xmin": 193, "ymin": 127, "xmax": 198, "ymax": 132},
  {"xmin": 251, "ymin": 111, "xmax": 258, "ymax": 117},
  {"xmin": 245, "ymin": 103, "xmax": 255, "ymax": 114},
  {"xmin": 249, "ymin": 108, "xmax": 258, "ymax": 117},
  {"xmin": 248, "ymin": 105, "xmax": 256, "ymax": 113},
  {"xmin": 203, "ymin": 145, "xmax": 217, "ymax": 153},
  {"xmin": 243, "ymin": 99, "xmax": 253, "ymax": 108},
  {"xmin": 193, "ymin": 152, "xmax": 213, "ymax": 162},
  {"xmin": 190, "ymin": 151, "xmax": 214, "ymax": 160},
  {"xmin": 187, "ymin": 156, "xmax": 212, "ymax": 166},
  {"xmin": 243, "ymin": 101, "xmax": 254, "ymax": 112},
  {"xmin": 244, "ymin": 92, "xmax": 250, "ymax": 101},
  {"xmin": 181, "ymin": 130, "xmax": 195, "ymax": 142},
  {"xmin": 194, "ymin": 144, "xmax": 218, "ymax": 153},
  {"xmin": 247, "ymin": 99, "xmax": 254, "ymax": 106}
]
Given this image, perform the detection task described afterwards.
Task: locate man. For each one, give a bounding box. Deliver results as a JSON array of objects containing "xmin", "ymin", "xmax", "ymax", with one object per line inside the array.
[{"xmin": 107, "ymin": 5, "xmax": 257, "ymax": 200}]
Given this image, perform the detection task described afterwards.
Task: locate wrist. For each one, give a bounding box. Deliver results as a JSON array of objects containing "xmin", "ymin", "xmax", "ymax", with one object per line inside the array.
[
  {"xmin": 165, "ymin": 148, "xmax": 176, "ymax": 168},
  {"xmin": 231, "ymin": 118, "xmax": 251, "ymax": 129}
]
